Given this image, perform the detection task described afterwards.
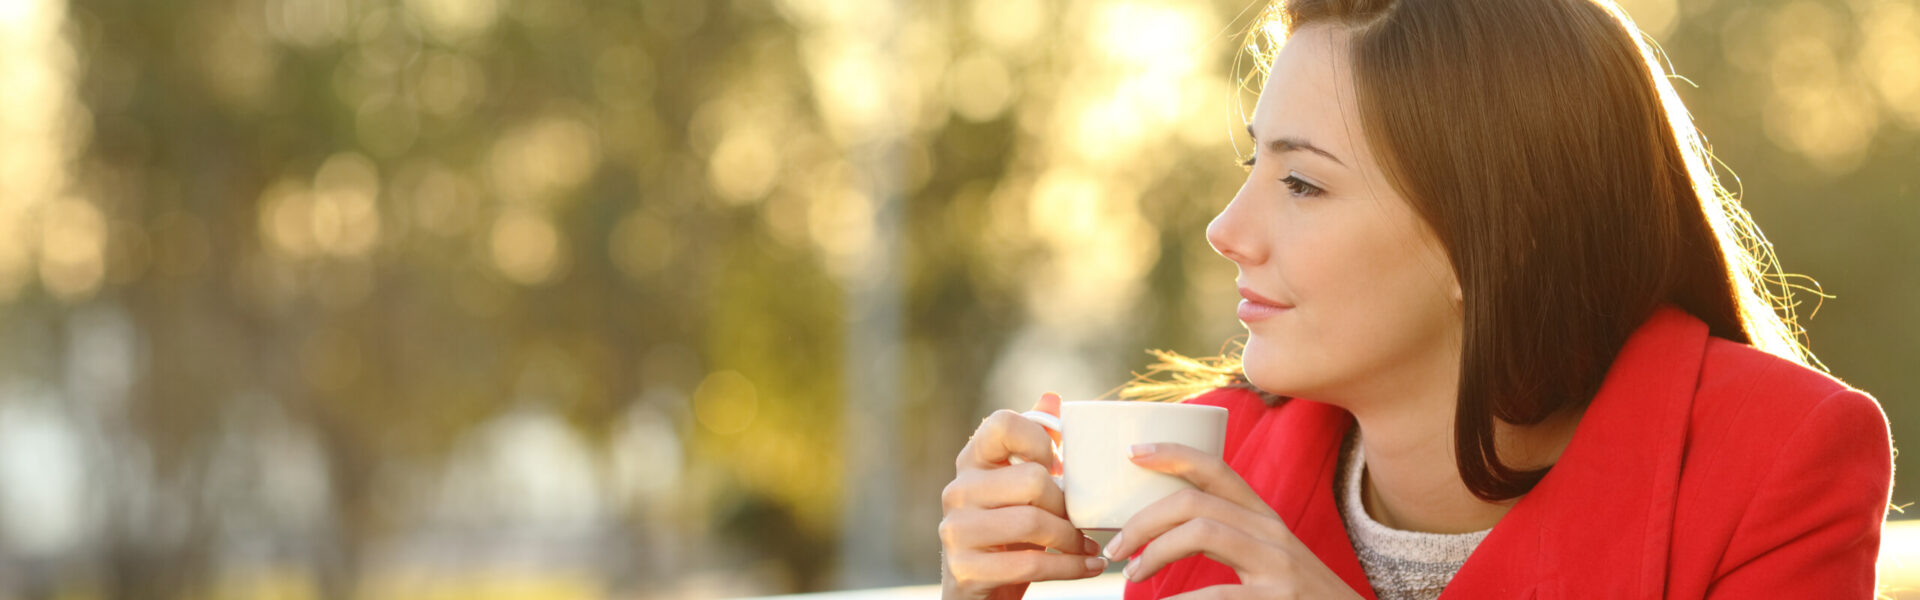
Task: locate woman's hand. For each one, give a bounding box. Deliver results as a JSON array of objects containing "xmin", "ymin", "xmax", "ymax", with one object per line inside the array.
[
  {"xmin": 1102, "ymin": 442, "xmax": 1363, "ymax": 600},
  {"xmin": 939, "ymin": 393, "xmax": 1108, "ymax": 600}
]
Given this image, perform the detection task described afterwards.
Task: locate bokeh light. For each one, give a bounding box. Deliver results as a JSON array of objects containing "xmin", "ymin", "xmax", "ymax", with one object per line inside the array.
[{"xmin": 488, "ymin": 208, "xmax": 565, "ymax": 286}]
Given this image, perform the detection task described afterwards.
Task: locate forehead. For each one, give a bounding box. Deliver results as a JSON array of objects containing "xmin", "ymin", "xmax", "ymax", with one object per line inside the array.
[{"xmin": 1249, "ymin": 25, "xmax": 1364, "ymax": 151}]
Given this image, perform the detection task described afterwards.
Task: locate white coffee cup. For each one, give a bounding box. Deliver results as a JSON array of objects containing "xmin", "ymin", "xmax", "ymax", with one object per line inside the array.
[{"xmin": 1021, "ymin": 400, "xmax": 1228, "ymax": 530}]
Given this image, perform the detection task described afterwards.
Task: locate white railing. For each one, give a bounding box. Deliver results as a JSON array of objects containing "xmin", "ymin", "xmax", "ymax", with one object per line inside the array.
[
  {"xmin": 747, "ymin": 574, "xmax": 1129, "ymax": 600},
  {"xmin": 750, "ymin": 520, "xmax": 1920, "ymax": 600}
]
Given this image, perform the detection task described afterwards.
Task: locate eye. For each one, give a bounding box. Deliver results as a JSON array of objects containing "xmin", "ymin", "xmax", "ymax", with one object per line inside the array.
[
  {"xmin": 1238, "ymin": 155, "xmax": 1256, "ymax": 173},
  {"xmin": 1281, "ymin": 173, "xmax": 1325, "ymax": 198}
]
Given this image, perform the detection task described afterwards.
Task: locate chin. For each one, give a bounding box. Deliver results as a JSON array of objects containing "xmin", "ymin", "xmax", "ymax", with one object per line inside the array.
[
  {"xmin": 1239, "ymin": 335, "xmax": 1298, "ymax": 397},
  {"xmin": 1240, "ymin": 333, "xmax": 1342, "ymax": 404}
]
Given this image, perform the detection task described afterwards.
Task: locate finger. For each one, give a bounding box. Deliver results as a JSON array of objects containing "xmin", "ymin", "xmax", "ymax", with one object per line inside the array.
[
  {"xmin": 942, "ymin": 462, "xmax": 1067, "ymax": 517},
  {"xmin": 1104, "ymin": 488, "xmax": 1290, "ymax": 562},
  {"xmin": 958, "ymin": 410, "xmax": 1058, "ymax": 470},
  {"xmin": 1033, "ymin": 393, "xmax": 1063, "ymax": 445},
  {"xmin": 947, "ymin": 549, "xmax": 1107, "ymax": 589},
  {"xmin": 1122, "ymin": 517, "xmax": 1279, "ymax": 583},
  {"xmin": 940, "ymin": 505, "xmax": 1092, "ymax": 555},
  {"xmin": 1128, "ymin": 442, "xmax": 1274, "ymax": 517}
]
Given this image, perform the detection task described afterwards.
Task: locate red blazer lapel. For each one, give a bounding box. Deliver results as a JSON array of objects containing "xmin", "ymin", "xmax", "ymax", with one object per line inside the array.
[
  {"xmin": 1261, "ymin": 400, "xmax": 1376, "ymax": 600},
  {"xmin": 1443, "ymin": 305, "xmax": 1709, "ymax": 598}
]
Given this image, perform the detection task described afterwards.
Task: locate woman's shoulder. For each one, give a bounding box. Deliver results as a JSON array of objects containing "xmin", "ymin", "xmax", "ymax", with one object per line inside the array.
[
  {"xmin": 1693, "ymin": 335, "xmax": 1884, "ymax": 428},
  {"xmin": 1678, "ymin": 336, "xmax": 1891, "ymax": 527},
  {"xmin": 1670, "ymin": 337, "xmax": 1892, "ymax": 592},
  {"xmin": 1686, "ymin": 336, "xmax": 1888, "ymax": 479}
]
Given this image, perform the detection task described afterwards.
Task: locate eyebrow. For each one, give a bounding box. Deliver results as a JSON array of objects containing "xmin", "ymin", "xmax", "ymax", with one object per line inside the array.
[{"xmin": 1247, "ymin": 124, "xmax": 1347, "ymax": 167}]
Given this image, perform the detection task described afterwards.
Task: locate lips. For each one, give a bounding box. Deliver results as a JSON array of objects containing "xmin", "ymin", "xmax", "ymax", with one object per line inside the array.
[
  {"xmin": 1238, "ymin": 287, "xmax": 1292, "ymax": 309},
  {"xmin": 1237, "ymin": 286, "xmax": 1292, "ymax": 322}
]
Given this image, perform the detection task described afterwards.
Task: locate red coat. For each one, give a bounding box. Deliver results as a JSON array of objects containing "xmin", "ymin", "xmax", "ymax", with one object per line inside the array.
[{"xmin": 1125, "ymin": 305, "xmax": 1894, "ymax": 599}]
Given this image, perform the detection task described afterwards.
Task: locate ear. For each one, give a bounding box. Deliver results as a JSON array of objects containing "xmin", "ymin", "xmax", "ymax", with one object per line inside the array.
[{"xmin": 1451, "ymin": 280, "xmax": 1463, "ymax": 304}]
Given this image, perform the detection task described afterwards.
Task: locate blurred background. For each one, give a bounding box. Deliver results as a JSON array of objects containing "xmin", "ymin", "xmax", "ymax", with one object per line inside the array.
[{"xmin": 0, "ymin": 0, "xmax": 1912, "ymax": 597}]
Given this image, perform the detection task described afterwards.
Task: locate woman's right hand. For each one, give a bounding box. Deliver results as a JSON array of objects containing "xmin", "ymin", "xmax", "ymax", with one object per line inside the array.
[{"xmin": 939, "ymin": 393, "xmax": 1108, "ymax": 600}]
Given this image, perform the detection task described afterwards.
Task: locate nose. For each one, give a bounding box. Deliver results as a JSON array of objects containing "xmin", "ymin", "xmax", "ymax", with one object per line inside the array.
[{"xmin": 1206, "ymin": 182, "xmax": 1266, "ymax": 266}]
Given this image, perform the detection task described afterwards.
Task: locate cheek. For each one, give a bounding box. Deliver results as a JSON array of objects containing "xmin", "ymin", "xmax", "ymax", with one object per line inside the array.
[
  {"xmin": 1236, "ymin": 222, "xmax": 1352, "ymax": 393},
  {"xmin": 1268, "ymin": 217, "xmax": 1384, "ymax": 306},
  {"xmin": 1241, "ymin": 212, "xmax": 1458, "ymax": 394}
]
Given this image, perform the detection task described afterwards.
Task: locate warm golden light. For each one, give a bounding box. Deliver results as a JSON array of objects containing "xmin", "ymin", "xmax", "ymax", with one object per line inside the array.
[
  {"xmin": 488, "ymin": 208, "xmax": 565, "ymax": 286},
  {"xmin": 1618, "ymin": 0, "xmax": 1679, "ymax": 38},
  {"xmin": 0, "ymin": 0, "xmax": 83, "ymax": 303},
  {"xmin": 310, "ymin": 153, "xmax": 383, "ymax": 258},
  {"xmin": 707, "ymin": 123, "xmax": 782, "ymax": 206},
  {"xmin": 807, "ymin": 41, "xmax": 899, "ymax": 145},
  {"xmin": 403, "ymin": 162, "xmax": 481, "ymax": 236},
  {"xmin": 264, "ymin": 0, "xmax": 348, "ymax": 48},
  {"xmin": 1859, "ymin": 0, "xmax": 1920, "ymax": 128},
  {"xmin": 414, "ymin": 51, "xmax": 487, "ymax": 118},
  {"xmin": 406, "ymin": 0, "xmax": 500, "ymax": 43},
  {"xmin": 260, "ymin": 179, "xmax": 317, "ymax": 258},
  {"xmin": 807, "ymin": 183, "xmax": 876, "ymax": 279},
  {"xmin": 947, "ymin": 51, "xmax": 1014, "ymax": 122},
  {"xmin": 970, "ymin": 0, "xmax": 1045, "ymax": 53},
  {"xmin": 1023, "ymin": 168, "xmax": 1158, "ymax": 334},
  {"xmin": 489, "ymin": 114, "xmax": 601, "ymax": 205},
  {"xmin": 36, "ymin": 198, "xmax": 105, "ymax": 301},
  {"xmin": 693, "ymin": 370, "xmax": 760, "ymax": 435},
  {"xmin": 1755, "ymin": 0, "xmax": 1885, "ymax": 173}
]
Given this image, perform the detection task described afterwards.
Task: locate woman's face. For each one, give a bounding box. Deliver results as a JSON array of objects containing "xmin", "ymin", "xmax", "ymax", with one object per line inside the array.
[{"xmin": 1208, "ymin": 25, "xmax": 1463, "ymax": 405}]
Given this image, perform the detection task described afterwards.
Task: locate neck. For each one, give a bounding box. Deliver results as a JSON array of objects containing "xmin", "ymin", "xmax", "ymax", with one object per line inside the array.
[{"xmin": 1343, "ymin": 378, "xmax": 1582, "ymax": 535}]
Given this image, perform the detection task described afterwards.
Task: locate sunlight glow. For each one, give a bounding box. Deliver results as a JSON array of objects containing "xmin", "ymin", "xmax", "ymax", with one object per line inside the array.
[
  {"xmin": 708, "ymin": 123, "xmax": 783, "ymax": 206},
  {"xmin": 0, "ymin": 0, "xmax": 85, "ymax": 302},
  {"xmin": 489, "ymin": 208, "xmax": 565, "ymax": 286},
  {"xmin": 36, "ymin": 198, "xmax": 106, "ymax": 300},
  {"xmin": 1859, "ymin": 0, "xmax": 1920, "ymax": 128},
  {"xmin": 1754, "ymin": 0, "xmax": 1883, "ymax": 173},
  {"xmin": 489, "ymin": 114, "xmax": 601, "ymax": 205},
  {"xmin": 693, "ymin": 370, "xmax": 760, "ymax": 435},
  {"xmin": 946, "ymin": 51, "xmax": 1014, "ymax": 122},
  {"xmin": 1618, "ymin": 0, "xmax": 1680, "ymax": 39}
]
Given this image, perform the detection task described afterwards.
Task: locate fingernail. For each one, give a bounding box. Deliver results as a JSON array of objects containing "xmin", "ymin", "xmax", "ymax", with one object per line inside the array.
[
  {"xmin": 1129, "ymin": 443, "xmax": 1154, "ymax": 459},
  {"xmin": 1085, "ymin": 556, "xmax": 1107, "ymax": 573},
  {"xmin": 1103, "ymin": 533, "xmax": 1124, "ymax": 560},
  {"xmin": 1123, "ymin": 558, "xmax": 1140, "ymax": 581}
]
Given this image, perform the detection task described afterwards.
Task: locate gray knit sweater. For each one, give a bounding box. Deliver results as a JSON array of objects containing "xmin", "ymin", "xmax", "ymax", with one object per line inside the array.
[{"xmin": 1334, "ymin": 429, "xmax": 1490, "ymax": 600}]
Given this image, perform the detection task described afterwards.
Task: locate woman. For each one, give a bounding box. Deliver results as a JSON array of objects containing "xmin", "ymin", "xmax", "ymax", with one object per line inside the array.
[{"xmin": 938, "ymin": 0, "xmax": 1894, "ymax": 598}]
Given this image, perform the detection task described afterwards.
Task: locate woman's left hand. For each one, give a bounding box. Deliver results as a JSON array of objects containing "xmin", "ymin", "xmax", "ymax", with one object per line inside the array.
[{"xmin": 1101, "ymin": 442, "xmax": 1365, "ymax": 599}]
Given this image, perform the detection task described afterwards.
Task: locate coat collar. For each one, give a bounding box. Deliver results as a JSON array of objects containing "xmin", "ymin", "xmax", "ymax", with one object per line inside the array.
[{"xmin": 1273, "ymin": 305, "xmax": 1709, "ymax": 598}]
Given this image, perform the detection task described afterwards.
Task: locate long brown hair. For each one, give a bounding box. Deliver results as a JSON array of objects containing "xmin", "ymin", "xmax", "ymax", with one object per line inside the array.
[{"xmin": 1129, "ymin": 0, "xmax": 1820, "ymax": 501}]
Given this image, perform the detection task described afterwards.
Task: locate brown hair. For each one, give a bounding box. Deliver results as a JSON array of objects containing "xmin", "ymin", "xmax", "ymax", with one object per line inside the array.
[{"xmin": 1131, "ymin": 0, "xmax": 1820, "ymax": 501}]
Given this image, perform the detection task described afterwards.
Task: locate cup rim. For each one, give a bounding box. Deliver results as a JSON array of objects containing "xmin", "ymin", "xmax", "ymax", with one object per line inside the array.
[{"xmin": 1060, "ymin": 400, "xmax": 1227, "ymax": 412}]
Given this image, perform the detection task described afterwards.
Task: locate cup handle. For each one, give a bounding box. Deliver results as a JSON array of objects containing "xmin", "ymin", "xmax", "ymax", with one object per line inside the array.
[
  {"xmin": 1015, "ymin": 410, "xmax": 1066, "ymax": 485},
  {"xmin": 1019, "ymin": 410, "xmax": 1062, "ymax": 434}
]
